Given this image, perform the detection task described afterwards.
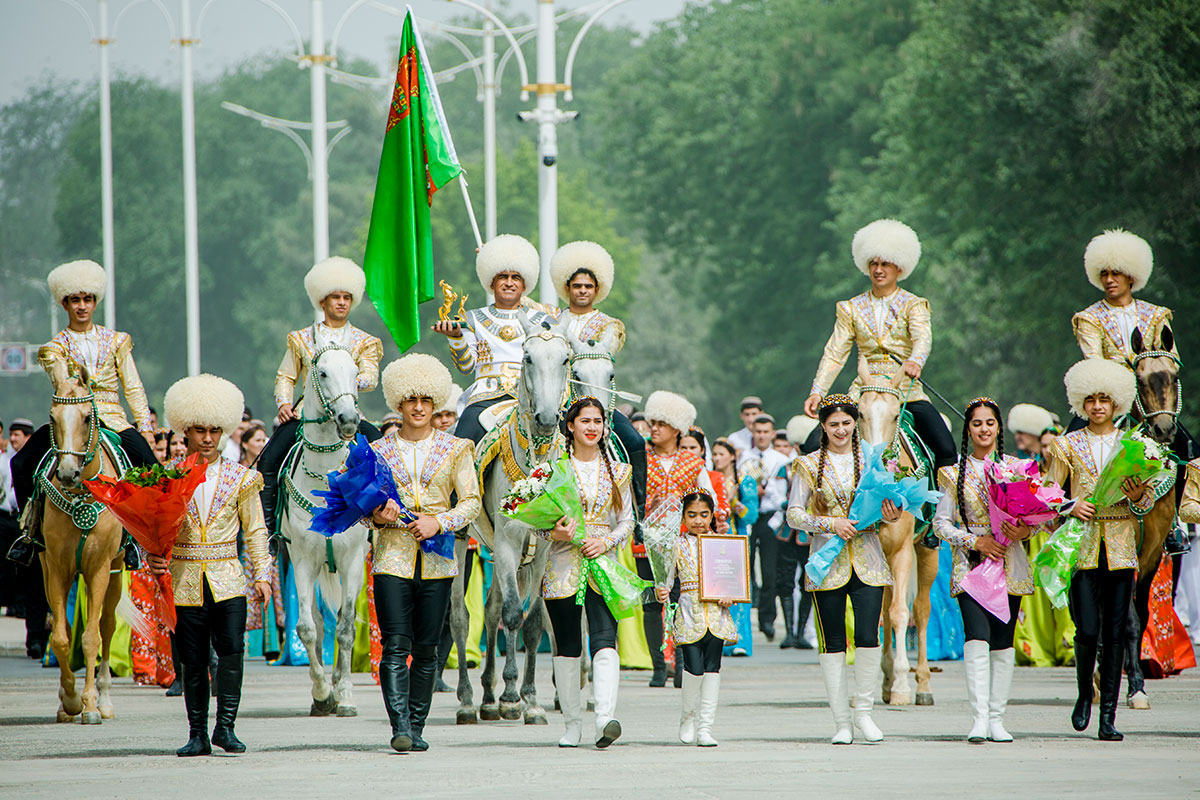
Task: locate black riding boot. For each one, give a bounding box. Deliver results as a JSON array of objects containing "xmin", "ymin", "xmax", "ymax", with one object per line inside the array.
[
  {"xmin": 643, "ymin": 607, "xmax": 666, "ymax": 687},
  {"xmin": 795, "ymin": 590, "xmax": 814, "ymax": 649},
  {"xmin": 176, "ymin": 664, "xmax": 212, "ymax": 757},
  {"xmin": 1097, "ymin": 638, "xmax": 1125, "ymax": 741},
  {"xmin": 408, "ymin": 649, "xmax": 438, "ymax": 752},
  {"xmin": 779, "ymin": 595, "xmax": 797, "ymax": 649},
  {"xmin": 380, "ymin": 634, "xmax": 413, "ymax": 752},
  {"xmin": 1072, "ymin": 638, "xmax": 1097, "ymax": 732},
  {"xmin": 211, "ymin": 655, "xmax": 247, "ymax": 753},
  {"xmin": 166, "ymin": 634, "xmax": 183, "ymax": 696}
]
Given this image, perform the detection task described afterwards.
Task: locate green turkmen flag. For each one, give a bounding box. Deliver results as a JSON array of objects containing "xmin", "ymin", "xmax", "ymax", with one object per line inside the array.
[{"xmin": 364, "ymin": 7, "xmax": 462, "ymax": 352}]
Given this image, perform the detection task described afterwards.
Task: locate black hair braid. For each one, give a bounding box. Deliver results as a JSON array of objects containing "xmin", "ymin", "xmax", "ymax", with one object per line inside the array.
[
  {"xmin": 851, "ymin": 429, "xmax": 862, "ymax": 490},
  {"xmin": 956, "ymin": 417, "xmax": 972, "ymax": 529},
  {"xmin": 817, "ymin": 429, "xmax": 829, "ymax": 493}
]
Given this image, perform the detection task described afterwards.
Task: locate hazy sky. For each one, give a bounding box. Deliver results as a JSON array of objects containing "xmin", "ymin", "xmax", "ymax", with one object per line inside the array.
[{"xmin": 2, "ymin": 0, "xmax": 697, "ymax": 105}]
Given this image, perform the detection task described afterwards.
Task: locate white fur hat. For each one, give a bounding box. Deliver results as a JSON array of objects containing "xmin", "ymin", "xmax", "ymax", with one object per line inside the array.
[
  {"xmin": 644, "ymin": 390, "xmax": 696, "ymax": 434},
  {"xmin": 1008, "ymin": 403, "xmax": 1055, "ymax": 436},
  {"xmin": 786, "ymin": 414, "xmax": 818, "ymax": 445},
  {"xmin": 164, "ymin": 374, "xmax": 244, "ymax": 435},
  {"xmin": 48, "ymin": 259, "xmax": 107, "ymax": 303},
  {"xmin": 851, "ymin": 219, "xmax": 922, "ymax": 280},
  {"xmin": 382, "ymin": 353, "xmax": 452, "ymax": 411},
  {"xmin": 1064, "ymin": 358, "xmax": 1136, "ymax": 418},
  {"xmin": 550, "ymin": 241, "xmax": 614, "ymax": 304},
  {"xmin": 305, "ymin": 256, "xmax": 366, "ymax": 310},
  {"xmin": 438, "ymin": 384, "xmax": 463, "ymax": 415},
  {"xmin": 1084, "ymin": 229, "xmax": 1153, "ymax": 293},
  {"xmin": 476, "ymin": 234, "xmax": 539, "ymax": 292}
]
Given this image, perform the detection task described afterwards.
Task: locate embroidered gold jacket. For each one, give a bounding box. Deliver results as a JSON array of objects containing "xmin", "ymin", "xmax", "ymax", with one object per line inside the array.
[
  {"xmin": 670, "ymin": 533, "xmax": 738, "ymax": 645},
  {"xmin": 273, "ymin": 323, "xmax": 382, "ymax": 410},
  {"xmin": 933, "ymin": 456, "xmax": 1033, "ymax": 597},
  {"xmin": 1072, "ymin": 299, "xmax": 1175, "ymax": 368},
  {"xmin": 171, "ymin": 458, "xmax": 270, "ymax": 606},
  {"xmin": 810, "ymin": 289, "xmax": 932, "ymax": 403},
  {"xmin": 786, "ymin": 450, "xmax": 892, "ymax": 591},
  {"xmin": 38, "ymin": 326, "xmax": 153, "ymax": 433},
  {"xmin": 1178, "ymin": 459, "xmax": 1200, "ymax": 525},
  {"xmin": 369, "ymin": 430, "xmax": 481, "ymax": 580},
  {"xmin": 1044, "ymin": 430, "xmax": 1165, "ymax": 571}
]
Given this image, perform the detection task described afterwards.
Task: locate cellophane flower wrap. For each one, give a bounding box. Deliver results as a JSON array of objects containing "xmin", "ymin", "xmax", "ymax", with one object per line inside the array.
[
  {"xmin": 641, "ymin": 498, "xmax": 683, "ymax": 641},
  {"xmin": 1033, "ymin": 429, "xmax": 1172, "ymax": 609},
  {"xmin": 959, "ymin": 459, "xmax": 1065, "ymax": 622},
  {"xmin": 83, "ymin": 453, "xmax": 208, "ymax": 631},
  {"xmin": 808, "ymin": 442, "xmax": 943, "ymax": 587},
  {"xmin": 311, "ymin": 434, "xmax": 453, "ymax": 560}
]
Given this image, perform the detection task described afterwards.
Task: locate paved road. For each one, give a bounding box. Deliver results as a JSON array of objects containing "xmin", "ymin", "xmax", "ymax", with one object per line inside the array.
[{"xmin": 1, "ymin": 641, "xmax": 1197, "ymax": 799}]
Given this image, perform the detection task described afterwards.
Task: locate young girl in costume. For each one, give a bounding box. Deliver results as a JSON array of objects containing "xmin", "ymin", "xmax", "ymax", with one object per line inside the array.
[
  {"xmin": 539, "ymin": 397, "xmax": 634, "ymax": 749},
  {"xmin": 656, "ymin": 491, "xmax": 737, "ymax": 746},
  {"xmin": 786, "ymin": 394, "xmax": 899, "ymax": 745},
  {"xmin": 712, "ymin": 438, "xmax": 758, "ymax": 656},
  {"xmin": 933, "ymin": 398, "xmax": 1034, "ymax": 743}
]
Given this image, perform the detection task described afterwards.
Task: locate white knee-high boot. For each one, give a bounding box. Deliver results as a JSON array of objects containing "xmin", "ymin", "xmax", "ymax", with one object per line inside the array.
[
  {"xmin": 552, "ymin": 656, "xmax": 582, "ymax": 747},
  {"xmin": 592, "ymin": 648, "xmax": 622, "ymax": 748},
  {"xmin": 988, "ymin": 648, "xmax": 1015, "ymax": 742},
  {"xmin": 678, "ymin": 672, "xmax": 702, "ymax": 744},
  {"xmin": 963, "ymin": 640, "xmax": 991, "ymax": 743},
  {"xmin": 696, "ymin": 673, "xmax": 721, "ymax": 747},
  {"xmin": 852, "ymin": 646, "xmax": 884, "ymax": 743},
  {"xmin": 818, "ymin": 653, "xmax": 853, "ymax": 745}
]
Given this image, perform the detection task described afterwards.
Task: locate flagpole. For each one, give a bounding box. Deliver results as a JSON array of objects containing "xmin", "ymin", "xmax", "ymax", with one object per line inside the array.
[{"xmin": 458, "ymin": 174, "xmax": 483, "ymax": 248}]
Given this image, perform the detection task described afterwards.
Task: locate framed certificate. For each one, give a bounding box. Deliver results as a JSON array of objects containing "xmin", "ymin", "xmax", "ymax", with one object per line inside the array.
[{"xmin": 698, "ymin": 534, "xmax": 751, "ymax": 603}]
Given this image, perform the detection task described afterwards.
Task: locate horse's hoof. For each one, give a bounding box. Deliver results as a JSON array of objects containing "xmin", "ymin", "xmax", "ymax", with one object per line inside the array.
[
  {"xmin": 56, "ymin": 710, "xmax": 76, "ymax": 723},
  {"xmin": 80, "ymin": 711, "xmax": 102, "ymax": 725},
  {"xmin": 310, "ymin": 695, "xmax": 338, "ymax": 717},
  {"xmin": 1128, "ymin": 691, "xmax": 1150, "ymax": 710},
  {"xmin": 915, "ymin": 692, "xmax": 934, "ymax": 706},
  {"xmin": 524, "ymin": 709, "xmax": 548, "ymax": 725},
  {"xmin": 456, "ymin": 707, "xmax": 479, "ymax": 725},
  {"xmin": 336, "ymin": 705, "xmax": 358, "ymax": 717},
  {"xmin": 100, "ymin": 707, "xmax": 115, "ymax": 719},
  {"xmin": 553, "ymin": 696, "xmax": 561, "ymax": 711},
  {"xmin": 499, "ymin": 702, "xmax": 523, "ymax": 721},
  {"xmin": 479, "ymin": 704, "xmax": 501, "ymax": 721},
  {"xmin": 586, "ymin": 699, "xmax": 595, "ymax": 712},
  {"xmin": 880, "ymin": 688, "xmax": 892, "ymax": 705},
  {"xmin": 888, "ymin": 692, "xmax": 913, "ymax": 706}
]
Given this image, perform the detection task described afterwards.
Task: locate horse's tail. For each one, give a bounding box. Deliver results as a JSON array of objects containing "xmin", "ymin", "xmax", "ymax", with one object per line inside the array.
[{"xmin": 316, "ymin": 565, "xmax": 343, "ymax": 616}]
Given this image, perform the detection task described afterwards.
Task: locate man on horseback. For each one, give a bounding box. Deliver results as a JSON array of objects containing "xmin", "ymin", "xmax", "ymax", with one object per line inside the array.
[
  {"xmin": 432, "ymin": 234, "xmax": 552, "ymax": 443},
  {"xmin": 802, "ymin": 219, "xmax": 957, "ymax": 470},
  {"xmin": 259, "ymin": 256, "xmax": 383, "ymax": 533},
  {"xmin": 11, "ymin": 260, "xmax": 158, "ymax": 511}
]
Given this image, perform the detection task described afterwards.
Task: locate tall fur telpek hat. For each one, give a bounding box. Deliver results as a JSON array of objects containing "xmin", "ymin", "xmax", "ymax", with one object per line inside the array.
[
  {"xmin": 305, "ymin": 256, "xmax": 366, "ymax": 310},
  {"xmin": 786, "ymin": 414, "xmax": 818, "ymax": 446},
  {"xmin": 48, "ymin": 260, "xmax": 107, "ymax": 303},
  {"xmin": 851, "ymin": 219, "xmax": 921, "ymax": 280},
  {"xmin": 476, "ymin": 234, "xmax": 540, "ymax": 292},
  {"xmin": 1084, "ymin": 229, "xmax": 1153, "ymax": 293},
  {"xmin": 550, "ymin": 241, "xmax": 614, "ymax": 304},
  {"xmin": 382, "ymin": 354, "xmax": 453, "ymax": 411},
  {"xmin": 1007, "ymin": 403, "xmax": 1055, "ymax": 436},
  {"xmin": 644, "ymin": 390, "xmax": 697, "ymax": 434},
  {"xmin": 164, "ymin": 374, "xmax": 245, "ymax": 435},
  {"xmin": 1063, "ymin": 358, "xmax": 1136, "ymax": 418}
]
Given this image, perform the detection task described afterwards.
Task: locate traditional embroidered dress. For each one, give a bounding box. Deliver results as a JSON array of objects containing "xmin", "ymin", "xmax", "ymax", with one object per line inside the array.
[
  {"xmin": 670, "ymin": 533, "xmax": 738, "ymax": 645},
  {"xmin": 810, "ymin": 288, "xmax": 932, "ymax": 404},
  {"xmin": 367, "ymin": 429, "xmax": 480, "ymax": 580},
  {"xmin": 1072, "ymin": 299, "xmax": 1175, "ymax": 369},
  {"xmin": 786, "ymin": 449, "xmax": 892, "ymax": 592},
  {"xmin": 130, "ymin": 566, "xmax": 175, "ymax": 687},
  {"xmin": 273, "ymin": 322, "xmax": 383, "ymax": 410},
  {"xmin": 537, "ymin": 457, "xmax": 634, "ymax": 599},
  {"xmin": 933, "ymin": 456, "xmax": 1034, "ymax": 597},
  {"xmin": 646, "ymin": 450, "xmax": 712, "ymax": 517},
  {"xmin": 448, "ymin": 305, "xmax": 553, "ymax": 409},
  {"xmin": 38, "ymin": 325, "xmax": 153, "ymax": 433}
]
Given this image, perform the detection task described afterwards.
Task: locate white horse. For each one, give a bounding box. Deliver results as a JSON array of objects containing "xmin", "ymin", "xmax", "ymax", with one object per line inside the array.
[
  {"xmin": 278, "ymin": 332, "xmax": 367, "ymax": 717},
  {"xmin": 454, "ymin": 313, "xmax": 570, "ymax": 725}
]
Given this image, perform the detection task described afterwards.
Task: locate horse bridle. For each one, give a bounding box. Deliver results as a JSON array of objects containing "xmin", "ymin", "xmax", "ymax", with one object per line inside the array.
[
  {"xmin": 42, "ymin": 390, "xmax": 106, "ymax": 533},
  {"xmin": 299, "ymin": 341, "xmax": 359, "ymax": 454},
  {"xmin": 516, "ymin": 330, "xmax": 568, "ymax": 458},
  {"xmin": 1131, "ymin": 350, "xmax": 1183, "ymax": 423},
  {"xmin": 568, "ymin": 349, "xmax": 617, "ymax": 413}
]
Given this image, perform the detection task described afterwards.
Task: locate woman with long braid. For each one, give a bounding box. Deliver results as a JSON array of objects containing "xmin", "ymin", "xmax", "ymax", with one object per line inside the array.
[
  {"xmin": 786, "ymin": 395, "xmax": 899, "ymax": 745},
  {"xmin": 933, "ymin": 398, "xmax": 1034, "ymax": 743}
]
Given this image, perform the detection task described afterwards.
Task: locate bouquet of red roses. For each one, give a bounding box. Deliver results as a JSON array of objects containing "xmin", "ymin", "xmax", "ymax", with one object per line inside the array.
[{"xmin": 84, "ymin": 453, "xmax": 208, "ymax": 630}]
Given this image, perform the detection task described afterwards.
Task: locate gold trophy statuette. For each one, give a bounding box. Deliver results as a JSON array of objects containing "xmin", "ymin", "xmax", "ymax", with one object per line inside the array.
[{"xmin": 437, "ymin": 280, "xmax": 469, "ymax": 329}]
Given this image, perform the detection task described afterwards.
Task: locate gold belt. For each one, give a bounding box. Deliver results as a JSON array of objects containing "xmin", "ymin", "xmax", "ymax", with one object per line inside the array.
[
  {"xmin": 477, "ymin": 363, "xmax": 521, "ymax": 379},
  {"xmin": 172, "ymin": 540, "xmax": 238, "ymax": 562},
  {"xmin": 680, "ymin": 581, "xmax": 700, "ymax": 591},
  {"xmin": 1095, "ymin": 514, "xmax": 1131, "ymax": 522}
]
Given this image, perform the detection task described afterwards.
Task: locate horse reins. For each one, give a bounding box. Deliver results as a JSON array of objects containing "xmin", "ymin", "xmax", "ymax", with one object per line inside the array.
[
  {"xmin": 43, "ymin": 390, "xmax": 108, "ymax": 568},
  {"xmin": 1131, "ymin": 349, "xmax": 1182, "ymax": 424}
]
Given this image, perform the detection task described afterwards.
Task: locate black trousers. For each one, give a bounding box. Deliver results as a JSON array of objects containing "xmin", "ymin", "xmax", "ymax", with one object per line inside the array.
[
  {"xmin": 1068, "ymin": 553, "xmax": 1134, "ymax": 658},
  {"xmin": 175, "ymin": 582, "xmax": 248, "ymax": 665},
  {"xmin": 545, "ymin": 587, "xmax": 618, "ymax": 658},
  {"xmin": 678, "ymin": 632, "xmax": 724, "ymax": 676},
  {"xmin": 609, "ymin": 411, "xmax": 647, "ymax": 519},
  {"xmin": 812, "ymin": 572, "xmax": 884, "ymax": 654},
  {"xmin": 958, "ymin": 592, "xmax": 1022, "ymax": 650},
  {"xmin": 456, "ymin": 397, "xmax": 510, "ymax": 444},
  {"xmin": 775, "ymin": 538, "xmax": 811, "ymax": 635},
  {"xmin": 753, "ymin": 516, "xmax": 780, "ymax": 628},
  {"xmin": 374, "ymin": 571, "xmax": 453, "ymax": 649},
  {"xmin": 10, "ymin": 423, "xmax": 155, "ymax": 511}
]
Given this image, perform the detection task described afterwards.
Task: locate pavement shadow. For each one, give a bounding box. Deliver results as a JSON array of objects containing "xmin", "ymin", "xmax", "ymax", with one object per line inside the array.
[
  {"xmin": 31, "ymin": 747, "xmax": 173, "ymax": 759},
  {"xmin": 0, "ymin": 716, "xmax": 61, "ymax": 727}
]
